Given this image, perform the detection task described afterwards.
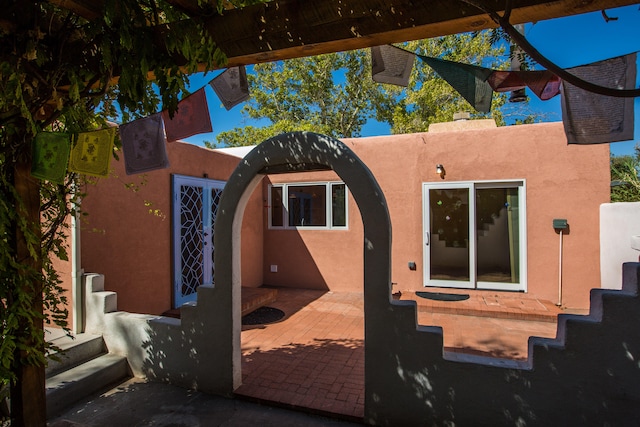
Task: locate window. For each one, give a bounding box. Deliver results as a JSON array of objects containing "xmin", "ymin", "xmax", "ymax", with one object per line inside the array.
[{"xmin": 269, "ymin": 182, "xmax": 348, "ymax": 229}]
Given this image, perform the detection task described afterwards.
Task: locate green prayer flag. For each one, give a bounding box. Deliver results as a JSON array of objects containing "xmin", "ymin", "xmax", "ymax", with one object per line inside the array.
[
  {"xmin": 69, "ymin": 128, "xmax": 116, "ymax": 177},
  {"xmin": 31, "ymin": 132, "xmax": 71, "ymax": 184},
  {"xmin": 418, "ymin": 55, "xmax": 494, "ymax": 113}
]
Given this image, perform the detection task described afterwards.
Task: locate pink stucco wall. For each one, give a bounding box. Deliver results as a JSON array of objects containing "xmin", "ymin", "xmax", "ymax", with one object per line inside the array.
[
  {"xmin": 262, "ymin": 122, "xmax": 609, "ymax": 309},
  {"xmin": 80, "ymin": 142, "xmax": 264, "ymax": 315},
  {"xmin": 75, "ymin": 121, "xmax": 608, "ymax": 314}
]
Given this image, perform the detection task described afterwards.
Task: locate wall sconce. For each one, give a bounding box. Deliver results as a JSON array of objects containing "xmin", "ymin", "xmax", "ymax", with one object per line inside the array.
[{"xmin": 435, "ymin": 164, "xmax": 446, "ymax": 179}]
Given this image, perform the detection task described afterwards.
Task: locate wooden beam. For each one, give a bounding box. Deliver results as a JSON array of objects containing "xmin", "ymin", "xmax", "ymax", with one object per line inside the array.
[
  {"xmin": 204, "ymin": 0, "xmax": 638, "ymax": 68},
  {"xmin": 48, "ymin": 0, "xmax": 637, "ymax": 70}
]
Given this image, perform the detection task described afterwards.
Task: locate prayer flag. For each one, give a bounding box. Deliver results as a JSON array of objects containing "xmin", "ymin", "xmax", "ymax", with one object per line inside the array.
[
  {"xmin": 561, "ymin": 53, "xmax": 636, "ymax": 144},
  {"xmin": 209, "ymin": 66, "xmax": 250, "ymax": 110},
  {"xmin": 371, "ymin": 45, "xmax": 415, "ymax": 87},
  {"xmin": 162, "ymin": 88, "xmax": 212, "ymax": 142},
  {"xmin": 68, "ymin": 128, "xmax": 116, "ymax": 177},
  {"xmin": 120, "ymin": 113, "xmax": 170, "ymax": 175},
  {"xmin": 488, "ymin": 70, "xmax": 561, "ymax": 101},
  {"xmin": 31, "ymin": 132, "xmax": 71, "ymax": 184},
  {"xmin": 418, "ymin": 55, "xmax": 494, "ymax": 113}
]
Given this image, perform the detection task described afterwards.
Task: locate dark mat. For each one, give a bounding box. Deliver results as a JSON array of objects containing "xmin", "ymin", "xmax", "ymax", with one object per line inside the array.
[
  {"xmin": 416, "ymin": 291, "xmax": 470, "ymax": 302},
  {"xmin": 242, "ymin": 306, "xmax": 285, "ymax": 325}
]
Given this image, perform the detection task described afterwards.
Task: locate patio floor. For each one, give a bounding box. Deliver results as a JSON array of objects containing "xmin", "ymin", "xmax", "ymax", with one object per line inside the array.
[{"xmin": 235, "ymin": 287, "xmax": 564, "ymax": 421}]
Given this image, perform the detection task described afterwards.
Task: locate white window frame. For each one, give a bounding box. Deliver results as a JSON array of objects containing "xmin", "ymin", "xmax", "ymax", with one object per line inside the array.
[{"xmin": 268, "ymin": 181, "xmax": 349, "ymax": 230}]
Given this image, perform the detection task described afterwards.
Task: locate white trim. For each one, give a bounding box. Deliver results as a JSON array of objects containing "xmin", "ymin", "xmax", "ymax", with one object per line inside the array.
[
  {"xmin": 422, "ymin": 179, "xmax": 527, "ymax": 292},
  {"xmin": 268, "ymin": 181, "xmax": 349, "ymax": 230}
]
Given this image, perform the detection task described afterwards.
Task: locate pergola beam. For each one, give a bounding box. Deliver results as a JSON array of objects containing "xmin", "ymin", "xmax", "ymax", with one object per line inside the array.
[
  {"xmin": 206, "ymin": 0, "xmax": 637, "ymax": 67},
  {"xmin": 48, "ymin": 0, "xmax": 638, "ymax": 69}
]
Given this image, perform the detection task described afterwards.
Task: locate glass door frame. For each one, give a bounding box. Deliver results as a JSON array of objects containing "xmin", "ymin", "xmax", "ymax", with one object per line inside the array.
[{"xmin": 422, "ymin": 180, "xmax": 527, "ymax": 292}]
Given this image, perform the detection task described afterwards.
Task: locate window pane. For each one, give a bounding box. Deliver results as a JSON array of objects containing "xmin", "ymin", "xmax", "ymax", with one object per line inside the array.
[
  {"xmin": 429, "ymin": 188, "xmax": 470, "ymax": 281},
  {"xmin": 332, "ymin": 183, "xmax": 346, "ymax": 227},
  {"xmin": 288, "ymin": 185, "xmax": 326, "ymax": 226},
  {"xmin": 270, "ymin": 186, "xmax": 283, "ymax": 227},
  {"xmin": 476, "ymin": 187, "xmax": 520, "ymax": 283}
]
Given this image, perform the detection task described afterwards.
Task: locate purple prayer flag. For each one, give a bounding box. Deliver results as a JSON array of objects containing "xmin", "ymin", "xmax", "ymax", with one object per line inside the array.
[{"xmin": 120, "ymin": 114, "xmax": 170, "ymax": 174}]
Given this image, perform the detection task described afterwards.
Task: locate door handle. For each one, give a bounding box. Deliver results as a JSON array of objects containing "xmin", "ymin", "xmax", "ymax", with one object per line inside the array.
[{"xmin": 425, "ymin": 231, "xmax": 430, "ymax": 246}]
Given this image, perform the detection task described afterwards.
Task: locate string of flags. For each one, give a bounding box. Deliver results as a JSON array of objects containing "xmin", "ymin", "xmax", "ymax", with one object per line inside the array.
[
  {"xmin": 371, "ymin": 44, "xmax": 636, "ymax": 145},
  {"xmin": 31, "ymin": 46, "xmax": 638, "ymax": 184},
  {"xmin": 31, "ymin": 66, "xmax": 251, "ymax": 183}
]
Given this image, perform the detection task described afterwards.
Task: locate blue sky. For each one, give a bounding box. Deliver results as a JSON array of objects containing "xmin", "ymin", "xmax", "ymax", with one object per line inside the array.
[{"xmin": 183, "ymin": 4, "xmax": 640, "ymax": 157}]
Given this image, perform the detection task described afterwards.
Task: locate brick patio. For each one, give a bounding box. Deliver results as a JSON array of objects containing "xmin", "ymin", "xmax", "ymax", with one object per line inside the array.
[{"xmin": 235, "ymin": 287, "xmax": 562, "ymax": 420}]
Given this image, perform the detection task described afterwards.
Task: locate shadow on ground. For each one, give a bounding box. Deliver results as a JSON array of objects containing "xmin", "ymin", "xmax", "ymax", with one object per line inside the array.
[
  {"xmin": 237, "ymin": 338, "xmax": 365, "ymax": 420},
  {"xmin": 48, "ymin": 378, "xmax": 362, "ymax": 427}
]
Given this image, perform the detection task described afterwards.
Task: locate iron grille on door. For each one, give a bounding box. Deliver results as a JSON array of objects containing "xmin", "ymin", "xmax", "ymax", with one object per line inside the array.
[{"xmin": 172, "ymin": 175, "xmax": 225, "ymax": 308}]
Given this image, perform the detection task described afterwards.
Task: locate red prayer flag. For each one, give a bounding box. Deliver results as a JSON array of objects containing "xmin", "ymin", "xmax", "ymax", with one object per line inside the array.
[
  {"xmin": 161, "ymin": 88, "xmax": 212, "ymax": 142},
  {"xmin": 488, "ymin": 70, "xmax": 561, "ymax": 101}
]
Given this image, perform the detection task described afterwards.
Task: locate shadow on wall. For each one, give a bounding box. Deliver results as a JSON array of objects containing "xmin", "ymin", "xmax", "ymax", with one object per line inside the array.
[
  {"xmin": 366, "ymin": 263, "xmax": 640, "ymax": 426},
  {"xmin": 261, "ymin": 228, "xmax": 329, "ymax": 290}
]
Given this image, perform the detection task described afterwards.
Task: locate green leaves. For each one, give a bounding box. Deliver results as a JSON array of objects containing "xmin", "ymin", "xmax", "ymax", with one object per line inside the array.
[
  {"xmin": 1, "ymin": 0, "xmax": 230, "ymax": 393},
  {"xmin": 611, "ymin": 147, "xmax": 640, "ymax": 202}
]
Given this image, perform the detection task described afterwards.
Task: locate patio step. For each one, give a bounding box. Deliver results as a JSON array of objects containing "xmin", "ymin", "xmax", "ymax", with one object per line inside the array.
[
  {"xmin": 45, "ymin": 331, "xmax": 105, "ymax": 378},
  {"xmin": 404, "ymin": 291, "xmax": 562, "ymax": 322},
  {"xmin": 45, "ymin": 330, "xmax": 131, "ymax": 418},
  {"xmin": 241, "ymin": 287, "xmax": 278, "ymax": 316},
  {"xmin": 163, "ymin": 286, "xmax": 278, "ymax": 318}
]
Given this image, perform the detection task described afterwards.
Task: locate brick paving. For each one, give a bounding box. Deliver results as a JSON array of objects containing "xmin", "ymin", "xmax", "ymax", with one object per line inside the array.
[{"xmin": 235, "ymin": 287, "xmax": 561, "ymax": 420}]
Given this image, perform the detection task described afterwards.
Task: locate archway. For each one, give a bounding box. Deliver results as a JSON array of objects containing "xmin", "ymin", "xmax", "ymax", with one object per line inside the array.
[{"xmin": 212, "ymin": 131, "xmax": 394, "ymax": 397}]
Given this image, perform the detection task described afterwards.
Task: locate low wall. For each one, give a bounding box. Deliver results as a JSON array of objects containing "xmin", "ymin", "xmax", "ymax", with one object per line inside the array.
[{"xmin": 600, "ymin": 202, "xmax": 640, "ymax": 289}]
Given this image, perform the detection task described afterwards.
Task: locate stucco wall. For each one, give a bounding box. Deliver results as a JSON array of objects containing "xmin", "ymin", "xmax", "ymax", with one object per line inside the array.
[
  {"xmin": 261, "ymin": 122, "xmax": 609, "ymax": 309},
  {"xmin": 80, "ymin": 142, "xmax": 263, "ymax": 315},
  {"xmin": 600, "ymin": 202, "xmax": 640, "ymax": 289},
  {"xmin": 262, "ymin": 172, "xmax": 365, "ymax": 292}
]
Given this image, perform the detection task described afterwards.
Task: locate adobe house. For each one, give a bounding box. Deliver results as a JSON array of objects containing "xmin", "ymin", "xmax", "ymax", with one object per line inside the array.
[
  {"xmin": 75, "ymin": 129, "xmax": 640, "ymax": 426},
  {"xmin": 60, "ymin": 119, "xmax": 608, "ymax": 322}
]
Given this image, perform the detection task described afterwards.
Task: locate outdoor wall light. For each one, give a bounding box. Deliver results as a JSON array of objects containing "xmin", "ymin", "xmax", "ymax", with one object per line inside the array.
[{"xmin": 435, "ymin": 164, "xmax": 446, "ymax": 179}]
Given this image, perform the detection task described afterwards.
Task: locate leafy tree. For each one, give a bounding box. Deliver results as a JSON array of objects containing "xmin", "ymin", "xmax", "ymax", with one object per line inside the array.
[
  {"xmin": 212, "ymin": 31, "xmax": 516, "ymax": 147},
  {"xmin": 611, "ymin": 146, "xmax": 640, "ymax": 202},
  {"xmin": 213, "ymin": 50, "xmax": 394, "ymax": 146},
  {"xmin": 0, "ymin": 1, "xmax": 230, "ymax": 424},
  {"xmin": 388, "ymin": 32, "xmax": 507, "ymax": 134}
]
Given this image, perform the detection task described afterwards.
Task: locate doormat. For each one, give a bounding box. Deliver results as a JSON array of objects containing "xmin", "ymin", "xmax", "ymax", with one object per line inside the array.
[
  {"xmin": 416, "ymin": 291, "xmax": 470, "ymax": 302},
  {"xmin": 242, "ymin": 307, "xmax": 285, "ymax": 325}
]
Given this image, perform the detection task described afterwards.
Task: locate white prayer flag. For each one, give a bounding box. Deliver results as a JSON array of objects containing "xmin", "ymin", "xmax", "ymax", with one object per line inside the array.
[
  {"xmin": 371, "ymin": 45, "xmax": 415, "ymax": 87},
  {"xmin": 561, "ymin": 53, "xmax": 636, "ymax": 144},
  {"xmin": 209, "ymin": 66, "xmax": 250, "ymax": 110}
]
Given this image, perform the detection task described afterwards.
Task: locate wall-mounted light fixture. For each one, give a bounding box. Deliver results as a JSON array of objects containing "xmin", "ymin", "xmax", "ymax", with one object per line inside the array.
[{"xmin": 435, "ymin": 164, "xmax": 446, "ymax": 179}]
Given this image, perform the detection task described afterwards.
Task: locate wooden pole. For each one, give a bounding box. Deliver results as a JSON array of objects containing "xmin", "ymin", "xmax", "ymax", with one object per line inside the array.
[{"xmin": 10, "ymin": 156, "xmax": 46, "ymax": 426}]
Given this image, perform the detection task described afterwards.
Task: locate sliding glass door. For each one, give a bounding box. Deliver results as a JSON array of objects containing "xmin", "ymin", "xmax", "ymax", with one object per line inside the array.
[{"xmin": 423, "ymin": 181, "xmax": 526, "ymax": 291}]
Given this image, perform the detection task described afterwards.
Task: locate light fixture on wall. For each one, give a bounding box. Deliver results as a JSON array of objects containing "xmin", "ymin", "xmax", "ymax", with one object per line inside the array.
[{"xmin": 435, "ymin": 164, "xmax": 446, "ymax": 179}]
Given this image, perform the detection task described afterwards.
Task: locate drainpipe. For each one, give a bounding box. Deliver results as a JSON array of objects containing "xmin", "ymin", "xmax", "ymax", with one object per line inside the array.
[{"xmin": 71, "ymin": 184, "xmax": 84, "ymax": 333}]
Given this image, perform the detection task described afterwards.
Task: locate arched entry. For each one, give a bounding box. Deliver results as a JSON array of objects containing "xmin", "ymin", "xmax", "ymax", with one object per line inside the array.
[{"xmin": 212, "ymin": 131, "xmax": 393, "ymax": 396}]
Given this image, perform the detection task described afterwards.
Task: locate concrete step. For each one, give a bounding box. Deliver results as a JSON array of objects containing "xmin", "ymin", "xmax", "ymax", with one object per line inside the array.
[
  {"xmin": 46, "ymin": 332, "xmax": 106, "ymax": 378},
  {"xmin": 46, "ymin": 353, "xmax": 131, "ymax": 418},
  {"xmin": 241, "ymin": 287, "xmax": 278, "ymax": 316}
]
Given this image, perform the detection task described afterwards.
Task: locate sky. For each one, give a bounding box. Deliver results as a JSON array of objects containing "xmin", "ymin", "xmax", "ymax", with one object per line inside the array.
[{"xmin": 181, "ymin": 4, "xmax": 640, "ymax": 157}]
